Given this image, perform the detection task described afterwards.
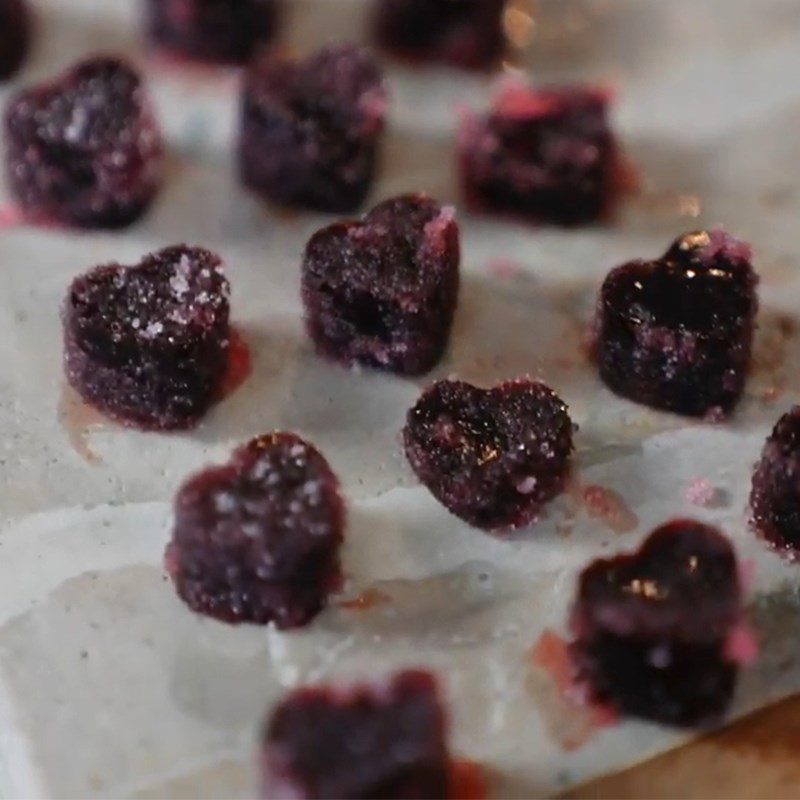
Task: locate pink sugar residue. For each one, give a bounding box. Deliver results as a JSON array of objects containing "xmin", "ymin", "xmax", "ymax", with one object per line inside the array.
[
  {"xmin": 0, "ymin": 204, "xmax": 24, "ymax": 229},
  {"xmin": 528, "ymin": 629, "xmax": 617, "ymax": 751},
  {"xmin": 738, "ymin": 557, "xmax": 757, "ymax": 595},
  {"xmin": 685, "ymin": 477, "xmax": 717, "ymax": 507},
  {"xmin": 724, "ymin": 623, "xmax": 759, "ymax": 667},
  {"xmin": 486, "ymin": 258, "xmax": 523, "ymax": 279}
]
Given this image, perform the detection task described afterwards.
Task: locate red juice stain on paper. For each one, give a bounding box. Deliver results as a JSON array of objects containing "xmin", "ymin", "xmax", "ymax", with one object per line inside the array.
[
  {"xmin": 449, "ymin": 758, "xmax": 487, "ymax": 800},
  {"xmin": 338, "ymin": 587, "xmax": 390, "ymax": 611},
  {"xmin": 219, "ymin": 327, "xmax": 252, "ymax": 399},
  {"xmin": 0, "ymin": 204, "xmax": 24, "ymax": 229},
  {"xmin": 528, "ymin": 629, "xmax": 617, "ymax": 751},
  {"xmin": 567, "ymin": 478, "xmax": 638, "ymax": 534},
  {"xmin": 58, "ymin": 383, "xmax": 108, "ymax": 465}
]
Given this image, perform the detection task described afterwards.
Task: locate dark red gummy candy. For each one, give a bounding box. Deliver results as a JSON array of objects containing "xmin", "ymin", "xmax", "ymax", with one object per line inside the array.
[
  {"xmin": 146, "ymin": 0, "xmax": 280, "ymax": 64},
  {"xmin": 374, "ymin": 0, "xmax": 505, "ymax": 70},
  {"xmin": 261, "ymin": 670, "xmax": 450, "ymax": 799},
  {"xmin": 570, "ymin": 520, "xmax": 746, "ymax": 726},
  {"xmin": 238, "ymin": 44, "xmax": 386, "ymax": 212},
  {"xmin": 166, "ymin": 433, "xmax": 344, "ymax": 628},
  {"xmin": 458, "ymin": 83, "xmax": 619, "ymax": 225},
  {"xmin": 302, "ymin": 194, "xmax": 460, "ymax": 375},
  {"xmin": 595, "ymin": 229, "xmax": 758, "ymax": 418},
  {"xmin": 403, "ymin": 378, "xmax": 573, "ymax": 530},
  {"xmin": 750, "ymin": 406, "xmax": 800, "ymax": 560},
  {"xmin": 63, "ymin": 245, "xmax": 230, "ymax": 430},
  {"xmin": 0, "ymin": 0, "xmax": 30, "ymax": 80},
  {"xmin": 5, "ymin": 55, "xmax": 163, "ymax": 228}
]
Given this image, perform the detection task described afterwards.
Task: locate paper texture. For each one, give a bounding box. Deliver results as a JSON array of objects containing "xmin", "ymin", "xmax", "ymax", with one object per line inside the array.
[{"xmin": 2, "ymin": 0, "xmax": 800, "ymax": 796}]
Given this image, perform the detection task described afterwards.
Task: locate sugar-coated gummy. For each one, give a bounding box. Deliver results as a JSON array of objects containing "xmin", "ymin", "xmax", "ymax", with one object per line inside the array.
[
  {"xmin": 146, "ymin": 0, "xmax": 280, "ymax": 64},
  {"xmin": 167, "ymin": 433, "xmax": 344, "ymax": 628},
  {"xmin": 750, "ymin": 406, "xmax": 800, "ymax": 560},
  {"xmin": 403, "ymin": 378, "xmax": 573, "ymax": 530},
  {"xmin": 63, "ymin": 245, "xmax": 230, "ymax": 430},
  {"xmin": 594, "ymin": 229, "xmax": 758, "ymax": 417},
  {"xmin": 0, "ymin": 0, "xmax": 30, "ymax": 79},
  {"xmin": 4, "ymin": 55, "xmax": 163, "ymax": 228},
  {"xmin": 238, "ymin": 44, "xmax": 386, "ymax": 212},
  {"xmin": 570, "ymin": 520, "xmax": 746, "ymax": 726},
  {"xmin": 458, "ymin": 83, "xmax": 619, "ymax": 225},
  {"xmin": 302, "ymin": 193, "xmax": 460, "ymax": 375},
  {"xmin": 373, "ymin": 0, "xmax": 505, "ymax": 70},
  {"xmin": 261, "ymin": 670, "xmax": 450, "ymax": 799}
]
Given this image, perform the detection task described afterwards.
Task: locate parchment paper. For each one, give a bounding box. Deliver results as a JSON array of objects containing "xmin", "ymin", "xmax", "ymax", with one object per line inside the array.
[{"xmin": 2, "ymin": 1, "xmax": 800, "ymax": 796}]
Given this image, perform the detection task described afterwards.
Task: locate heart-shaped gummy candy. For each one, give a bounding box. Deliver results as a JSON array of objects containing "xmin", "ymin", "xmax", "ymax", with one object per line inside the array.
[
  {"xmin": 595, "ymin": 229, "xmax": 758, "ymax": 417},
  {"xmin": 570, "ymin": 519, "xmax": 747, "ymax": 726},
  {"xmin": 5, "ymin": 55, "xmax": 163, "ymax": 228},
  {"xmin": 303, "ymin": 193, "xmax": 460, "ymax": 375},
  {"xmin": 63, "ymin": 245, "xmax": 230, "ymax": 430},
  {"xmin": 166, "ymin": 432, "xmax": 344, "ymax": 628},
  {"xmin": 403, "ymin": 378, "xmax": 573, "ymax": 530}
]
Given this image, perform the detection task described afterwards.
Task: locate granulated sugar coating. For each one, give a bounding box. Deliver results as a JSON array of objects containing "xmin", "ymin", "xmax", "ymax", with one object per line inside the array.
[
  {"xmin": 403, "ymin": 378, "xmax": 573, "ymax": 530},
  {"xmin": 373, "ymin": 0, "xmax": 505, "ymax": 70},
  {"xmin": 261, "ymin": 671, "xmax": 450, "ymax": 799},
  {"xmin": 594, "ymin": 229, "xmax": 759, "ymax": 417},
  {"xmin": 302, "ymin": 193, "xmax": 460, "ymax": 375},
  {"xmin": 4, "ymin": 56, "xmax": 163, "ymax": 228},
  {"xmin": 145, "ymin": 0, "xmax": 280, "ymax": 64},
  {"xmin": 0, "ymin": 0, "xmax": 30, "ymax": 79},
  {"xmin": 238, "ymin": 44, "xmax": 386, "ymax": 213},
  {"xmin": 570, "ymin": 520, "xmax": 749, "ymax": 726},
  {"xmin": 63, "ymin": 245, "xmax": 230, "ymax": 430},
  {"xmin": 750, "ymin": 406, "xmax": 800, "ymax": 560},
  {"xmin": 458, "ymin": 83, "xmax": 619, "ymax": 225},
  {"xmin": 167, "ymin": 433, "xmax": 344, "ymax": 628}
]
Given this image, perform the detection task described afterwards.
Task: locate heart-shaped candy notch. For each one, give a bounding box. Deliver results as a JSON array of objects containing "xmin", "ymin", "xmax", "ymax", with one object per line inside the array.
[
  {"xmin": 570, "ymin": 519, "xmax": 750, "ymax": 726},
  {"xmin": 239, "ymin": 44, "xmax": 386, "ymax": 213},
  {"xmin": 63, "ymin": 245, "xmax": 230, "ymax": 430},
  {"xmin": 0, "ymin": 0, "xmax": 30, "ymax": 79},
  {"xmin": 750, "ymin": 405, "xmax": 800, "ymax": 560},
  {"xmin": 5, "ymin": 55, "xmax": 163, "ymax": 228},
  {"xmin": 595, "ymin": 228, "xmax": 758, "ymax": 417},
  {"xmin": 166, "ymin": 432, "xmax": 344, "ymax": 628},
  {"xmin": 403, "ymin": 378, "xmax": 573, "ymax": 530},
  {"xmin": 302, "ymin": 193, "xmax": 460, "ymax": 375}
]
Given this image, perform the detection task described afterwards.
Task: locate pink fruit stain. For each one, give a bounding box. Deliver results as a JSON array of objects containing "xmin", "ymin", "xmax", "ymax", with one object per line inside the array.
[
  {"xmin": 0, "ymin": 204, "xmax": 23, "ymax": 229},
  {"xmin": 486, "ymin": 258, "xmax": 523, "ymax": 279},
  {"xmin": 58, "ymin": 383, "xmax": 108, "ymax": 465},
  {"xmin": 685, "ymin": 477, "xmax": 717, "ymax": 507},
  {"xmin": 572, "ymin": 480, "xmax": 638, "ymax": 534},
  {"xmin": 448, "ymin": 758, "xmax": 487, "ymax": 800},
  {"xmin": 338, "ymin": 587, "xmax": 390, "ymax": 611},
  {"xmin": 219, "ymin": 327, "xmax": 252, "ymax": 399},
  {"xmin": 528, "ymin": 629, "xmax": 617, "ymax": 751},
  {"xmin": 724, "ymin": 623, "xmax": 759, "ymax": 667}
]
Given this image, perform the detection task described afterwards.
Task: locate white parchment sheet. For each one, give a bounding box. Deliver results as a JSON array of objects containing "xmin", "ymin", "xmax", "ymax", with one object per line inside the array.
[{"xmin": 2, "ymin": 1, "xmax": 800, "ymax": 796}]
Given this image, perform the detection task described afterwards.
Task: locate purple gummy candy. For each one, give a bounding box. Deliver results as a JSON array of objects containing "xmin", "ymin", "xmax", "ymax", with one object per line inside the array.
[
  {"xmin": 302, "ymin": 193, "xmax": 460, "ymax": 375},
  {"xmin": 146, "ymin": 0, "xmax": 280, "ymax": 64},
  {"xmin": 63, "ymin": 245, "xmax": 230, "ymax": 430},
  {"xmin": 166, "ymin": 433, "xmax": 344, "ymax": 628},
  {"xmin": 403, "ymin": 378, "xmax": 573, "ymax": 530},
  {"xmin": 5, "ymin": 55, "xmax": 163, "ymax": 228},
  {"xmin": 751, "ymin": 406, "xmax": 800, "ymax": 560},
  {"xmin": 570, "ymin": 519, "xmax": 747, "ymax": 726},
  {"xmin": 261, "ymin": 671, "xmax": 450, "ymax": 799},
  {"xmin": 238, "ymin": 44, "xmax": 387, "ymax": 212},
  {"xmin": 458, "ymin": 83, "xmax": 619, "ymax": 225},
  {"xmin": 0, "ymin": 0, "xmax": 30, "ymax": 79},
  {"xmin": 373, "ymin": 0, "xmax": 505, "ymax": 70},
  {"xmin": 594, "ymin": 229, "xmax": 758, "ymax": 418}
]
